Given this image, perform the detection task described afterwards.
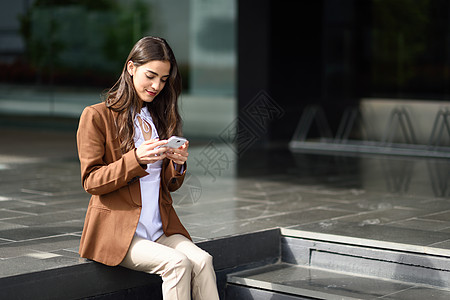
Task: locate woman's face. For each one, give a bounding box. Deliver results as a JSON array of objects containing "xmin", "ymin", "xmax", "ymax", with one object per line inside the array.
[{"xmin": 127, "ymin": 60, "xmax": 171, "ymax": 105}]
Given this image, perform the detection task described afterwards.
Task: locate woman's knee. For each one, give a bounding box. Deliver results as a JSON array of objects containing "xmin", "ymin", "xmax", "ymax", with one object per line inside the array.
[
  {"xmin": 203, "ymin": 252, "xmax": 213, "ymax": 265},
  {"xmin": 196, "ymin": 251, "xmax": 214, "ymax": 271},
  {"xmin": 169, "ymin": 252, "xmax": 193, "ymax": 273}
]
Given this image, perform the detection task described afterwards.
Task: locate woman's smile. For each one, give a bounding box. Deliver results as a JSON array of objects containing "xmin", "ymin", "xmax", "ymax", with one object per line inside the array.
[{"xmin": 146, "ymin": 89, "xmax": 157, "ymax": 96}]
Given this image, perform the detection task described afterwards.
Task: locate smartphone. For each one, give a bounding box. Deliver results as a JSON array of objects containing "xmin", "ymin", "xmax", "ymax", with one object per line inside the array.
[{"xmin": 165, "ymin": 136, "xmax": 187, "ymax": 148}]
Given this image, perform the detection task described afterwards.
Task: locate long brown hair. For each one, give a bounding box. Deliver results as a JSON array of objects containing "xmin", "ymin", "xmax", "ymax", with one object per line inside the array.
[{"xmin": 105, "ymin": 36, "xmax": 183, "ymax": 153}]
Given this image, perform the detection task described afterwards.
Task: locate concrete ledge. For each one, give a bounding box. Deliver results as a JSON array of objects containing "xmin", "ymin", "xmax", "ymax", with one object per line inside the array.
[
  {"xmin": 281, "ymin": 228, "xmax": 450, "ymax": 258},
  {"xmin": 0, "ymin": 228, "xmax": 281, "ymax": 300},
  {"xmin": 0, "ymin": 262, "xmax": 162, "ymax": 300}
]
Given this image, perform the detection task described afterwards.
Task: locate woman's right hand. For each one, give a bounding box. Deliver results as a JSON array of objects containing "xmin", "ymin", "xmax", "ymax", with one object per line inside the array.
[{"xmin": 135, "ymin": 139, "xmax": 168, "ymax": 165}]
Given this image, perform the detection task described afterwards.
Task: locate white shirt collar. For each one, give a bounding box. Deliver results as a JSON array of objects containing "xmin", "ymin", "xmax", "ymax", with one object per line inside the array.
[{"xmin": 134, "ymin": 106, "xmax": 158, "ymax": 141}]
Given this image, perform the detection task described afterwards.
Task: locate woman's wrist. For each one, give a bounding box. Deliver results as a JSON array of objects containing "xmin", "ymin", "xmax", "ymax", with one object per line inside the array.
[{"xmin": 134, "ymin": 149, "xmax": 146, "ymax": 168}]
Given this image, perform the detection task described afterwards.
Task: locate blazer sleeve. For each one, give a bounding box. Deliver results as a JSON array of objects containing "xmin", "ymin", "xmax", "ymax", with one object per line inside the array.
[
  {"xmin": 77, "ymin": 106, "xmax": 148, "ymax": 196},
  {"xmin": 163, "ymin": 160, "xmax": 186, "ymax": 192}
]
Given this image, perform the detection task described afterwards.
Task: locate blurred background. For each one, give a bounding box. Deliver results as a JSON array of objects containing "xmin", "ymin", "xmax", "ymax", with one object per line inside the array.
[
  {"xmin": 0, "ymin": 0, "xmax": 449, "ymax": 147},
  {"xmin": 0, "ymin": 0, "xmax": 236, "ymax": 140}
]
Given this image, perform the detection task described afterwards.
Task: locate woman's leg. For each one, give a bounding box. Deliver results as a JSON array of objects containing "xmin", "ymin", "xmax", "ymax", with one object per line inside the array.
[
  {"xmin": 120, "ymin": 235, "xmax": 193, "ymax": 300},
  {"xmin": 157, "ymin": 234, "xmax": 219, "ymax": 300}
]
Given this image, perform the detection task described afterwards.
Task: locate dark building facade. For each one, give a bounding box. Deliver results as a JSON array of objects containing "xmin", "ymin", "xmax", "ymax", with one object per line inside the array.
[{"xmin": 238, "ymin": 0, "xmax": 450, "ymax": 145}]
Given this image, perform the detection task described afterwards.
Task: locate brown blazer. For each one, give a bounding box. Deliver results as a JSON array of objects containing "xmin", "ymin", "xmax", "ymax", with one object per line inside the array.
[{"xmin": 77, "ymin": 102, "xmax": 191, "ymax": 266}]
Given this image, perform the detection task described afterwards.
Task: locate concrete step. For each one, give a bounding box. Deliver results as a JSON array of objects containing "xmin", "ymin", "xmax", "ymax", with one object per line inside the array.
[
  {"xmin": 225, "ymin": 228, "xmax": 450, "ymax": 299},
  {"xmin": 281, "ymin": 228, "xmax": 450, "ymax": 290},
  {"xmin": 226, "ymin": 262, "xmax": 450, "ymax": 300}
]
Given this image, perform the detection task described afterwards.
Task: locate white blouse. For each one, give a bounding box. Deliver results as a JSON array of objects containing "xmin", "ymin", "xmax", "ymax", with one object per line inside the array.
[{"xmin": 133, "ymin": 107, "xmax": 164, "ymax": 241}]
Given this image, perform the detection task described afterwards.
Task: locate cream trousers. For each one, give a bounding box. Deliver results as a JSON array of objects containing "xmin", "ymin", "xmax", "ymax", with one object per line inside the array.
[{"xmin": 120, "ymin": 234, "xmax": 219, "ymax": 300}]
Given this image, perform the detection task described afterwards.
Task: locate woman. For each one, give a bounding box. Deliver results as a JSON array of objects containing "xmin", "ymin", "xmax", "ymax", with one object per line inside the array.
[{"xmin": 77, "ymin": 36, "xmax": 219, "ymax": 300}]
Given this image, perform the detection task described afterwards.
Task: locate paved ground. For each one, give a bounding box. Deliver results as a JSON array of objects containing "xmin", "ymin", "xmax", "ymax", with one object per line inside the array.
[{"xmin": 0, "ymin": 117, "xmax": 450, "ymax": 280}]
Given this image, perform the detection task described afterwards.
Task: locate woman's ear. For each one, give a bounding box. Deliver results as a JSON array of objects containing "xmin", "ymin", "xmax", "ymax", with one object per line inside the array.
[{"xmin": 127, "ymin": 60, "xmax": 135, "ymax": 77}]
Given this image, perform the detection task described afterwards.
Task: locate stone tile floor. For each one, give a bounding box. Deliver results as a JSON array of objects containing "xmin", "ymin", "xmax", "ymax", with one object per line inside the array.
[{"xmin": 1, "ymin": 125, "xmax": 450, "ymax": 279}]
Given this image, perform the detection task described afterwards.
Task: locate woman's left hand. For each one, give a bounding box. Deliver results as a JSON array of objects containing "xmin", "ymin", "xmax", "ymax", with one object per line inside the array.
[{"xmin": 165, "ymin": 141, "xmax": 189, "ymax": 165}]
